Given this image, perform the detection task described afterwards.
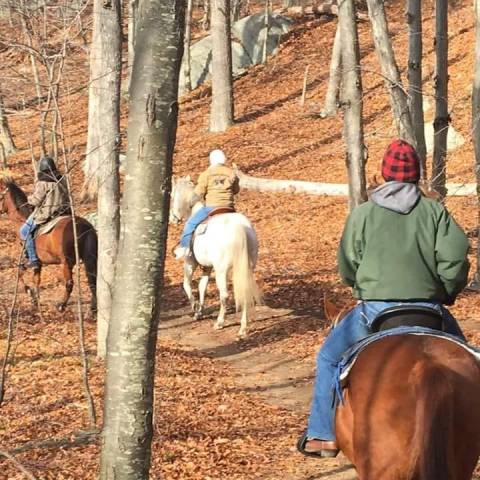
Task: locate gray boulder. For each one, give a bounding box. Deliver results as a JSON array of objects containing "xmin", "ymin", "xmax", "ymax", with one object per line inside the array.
[{"xmin": 179, "ymin": 12, "xmax": 292, "ymax": 95}]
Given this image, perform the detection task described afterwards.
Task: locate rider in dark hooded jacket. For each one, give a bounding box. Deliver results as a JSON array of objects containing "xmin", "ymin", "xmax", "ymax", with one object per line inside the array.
[{"xmin": 20, "ymin": 156, "xmax": 70, "ymax": 269}]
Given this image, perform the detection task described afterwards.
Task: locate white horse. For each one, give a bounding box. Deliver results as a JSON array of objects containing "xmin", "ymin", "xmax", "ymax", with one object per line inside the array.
[{"xmin": 170, "ymin": 176, "xmax": 262, "ymax": 338}]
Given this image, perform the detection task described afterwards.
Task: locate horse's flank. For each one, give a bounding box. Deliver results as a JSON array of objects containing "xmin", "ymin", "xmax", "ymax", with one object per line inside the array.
[{"xmin": 336, "ymin": 335, "xmax": 480, "ymax": 480}]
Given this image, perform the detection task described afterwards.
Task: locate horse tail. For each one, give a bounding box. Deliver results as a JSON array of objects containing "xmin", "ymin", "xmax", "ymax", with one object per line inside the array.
[
  {"xmin": 409, "ymin": 362, "xmax": 454, "ymax": 480},
  {"xmin": 78, "ymin": 222, "xmax": 98, "ymax": 311},
  {"xmin": 231, "ymin": 224, "xmax": 262, "ymax": 317}
]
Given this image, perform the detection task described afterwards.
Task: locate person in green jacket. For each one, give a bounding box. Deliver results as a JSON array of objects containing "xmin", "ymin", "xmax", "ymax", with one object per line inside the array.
[{"xmin": 298, "ymin": 139, "xmax": 469, "ymax": 459}]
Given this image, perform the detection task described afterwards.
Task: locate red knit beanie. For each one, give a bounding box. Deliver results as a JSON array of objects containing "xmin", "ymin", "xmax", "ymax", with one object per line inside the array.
[{"xmin": 382, "ymin": 139, "xmax": 420, "ymax": 183}]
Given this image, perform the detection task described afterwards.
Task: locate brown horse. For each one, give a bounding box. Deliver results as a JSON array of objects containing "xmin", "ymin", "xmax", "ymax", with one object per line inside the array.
[
  {"xmin": 324, "ymin": 301, "xmax": 480, "ymax": 480},
  {"xmin": 0, "ymin": 178, "xmax": 97, "ymax": 312}
]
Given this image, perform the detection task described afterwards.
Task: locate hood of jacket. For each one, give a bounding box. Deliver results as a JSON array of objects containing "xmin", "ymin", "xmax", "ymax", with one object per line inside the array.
[{"xmin": 370, "ymin": 181, "xmax": 421, "ymax": 214}]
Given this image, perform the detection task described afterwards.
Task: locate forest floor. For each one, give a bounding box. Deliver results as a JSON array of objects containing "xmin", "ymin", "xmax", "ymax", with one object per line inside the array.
[{"xmin": 2, "ymin": 0, "xmax": 480, "ymax": 478}]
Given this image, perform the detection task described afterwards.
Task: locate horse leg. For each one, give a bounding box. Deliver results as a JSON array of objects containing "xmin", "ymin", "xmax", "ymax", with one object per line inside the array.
[
  {"xmin": 195, "ymin": 267, "xmax": 211, "ymax": 320},
  {"xmin": 57, "ymin": 263, "xmax": 73, "ymax": 312},
  {"xmin": 213, "ymin": 270, "xmax": 228, "ymax": 331},
  {"xmin": 17, "ymin": 267, "xmax": 34, "ymax": 306},
  {"xmin": 238, "ymin": 304, "xmax": 248, "ymax": 339},
  {"xmin": 183, "ymin": 260, "xmax": 197, "ymax": 314}
]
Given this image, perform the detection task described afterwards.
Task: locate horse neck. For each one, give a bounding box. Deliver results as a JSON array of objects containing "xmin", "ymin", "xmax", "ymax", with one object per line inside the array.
[{"xmin": 6, "ymin": 190, "xmax": 28, "ymax": 226}]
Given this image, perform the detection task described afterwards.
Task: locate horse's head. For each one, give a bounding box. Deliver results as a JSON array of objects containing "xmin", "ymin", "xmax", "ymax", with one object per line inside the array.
[
  {"xmin": 0, "ymin": 178, "xmax": 12, "ymax": 215},
  {"xmin": 170, "ymin": 175, "xmax": 195, "ymax": 225},
  {"xmin": 324, "ymin": 295, "xmax": 350, "ymax": 328},
  {"xmin": 0, "ymin": 177, "xmax": 31, "ymax": 219}
]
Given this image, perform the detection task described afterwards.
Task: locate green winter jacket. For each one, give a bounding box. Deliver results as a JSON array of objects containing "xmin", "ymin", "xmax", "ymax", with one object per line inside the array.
[{"xmin": 337, "ymin": 183, "xmax": 470, "ymax": 305}]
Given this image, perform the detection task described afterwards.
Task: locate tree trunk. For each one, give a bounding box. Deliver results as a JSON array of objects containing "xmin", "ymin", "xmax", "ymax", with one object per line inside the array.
[
  {"xmin": 98, "ymin": 0, "xmax": 184, "ymax": 477},
  {"xmin": 471, "ymin": 0, "xmax": 480, "ymax": 290},
  {"xmin": 321, "ymin": 21, "xmax": 342, "ymax": 118},
  {"xmin": 339, "ymin": 0, "xmax": 367, "ymax": 209},
  {"xmin": 0, "ymin": 95, "xmax": 17, "ymax": 159},
  {"xmin": 202, "ymin": 0, "xmax": 210, "ymax": 30},
  {"xmin": 366, "ymin": 0, "xmax": 416, "ymax": 146},
  {"xmin": 231, "ymin": 0, "xmax": 242, "ymax": 21},
  {"xmin": 262, "ymin": 0, "xmax": 270, "ymax": 65},
  {"xmin": 128, "ymin": 0, "xmax": 139, "ymax": 93},
  {"xmin": 184, "ymin": 0, "xmax": 194, "ymax": 91},
  {"xmin": 407, "ymin": 0, "xmax": 427, "ymax": 178},
  {"xmin": 84, "ymin": 0, "xmax": 122, "ymax": 358},
  {"xmin": 432, "ymin": 0, "xmax": 449, "ymax": 198},
  {"xmin": 210, "ymin": 0, "xmax": 234, "ymax": 132},
  {"xmin": 19, "ymin": 1, "xmax": 42, "ymax": 106}
]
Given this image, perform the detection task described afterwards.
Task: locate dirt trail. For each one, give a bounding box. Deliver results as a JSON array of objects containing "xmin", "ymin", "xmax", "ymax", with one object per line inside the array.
[{"xmin": 159, "ymin": 305, "xmax": 358, "ymax": 479}]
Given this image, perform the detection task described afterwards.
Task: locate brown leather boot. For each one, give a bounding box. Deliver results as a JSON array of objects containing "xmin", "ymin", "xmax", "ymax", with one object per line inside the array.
[
  {"xmin": 304, "ymin": 439, "xmax": 339, "ymax": 457},
  {"xmin": 297, "ymin": 432, "xmax": 339, "ymax": 458}
]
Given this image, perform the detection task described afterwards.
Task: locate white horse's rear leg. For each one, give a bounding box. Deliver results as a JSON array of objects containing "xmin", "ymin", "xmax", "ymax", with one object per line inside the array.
[
  {"xmin": 213, "ymin": 270, "xmax": 228, "ymax": 330},
  {"xmin": 195, "ymin": 268, "xmax": 211, "ymax": 320},
  {"xmin": 238, "ymin": 306, "xmax": 248, "ymax": 339}
]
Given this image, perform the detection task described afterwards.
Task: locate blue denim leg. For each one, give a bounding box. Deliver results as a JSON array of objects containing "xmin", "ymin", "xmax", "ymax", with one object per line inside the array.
[
  {"xmin": 180, "ymin": 206, "xmax": 215, "ymax": 248},
  {"xmin": 19, "ymin": 218, "xmax": 38, "ymax": 262},
  {"xmin": 306, "ymin": 300, "xmax": 458, "ymax": 441}
]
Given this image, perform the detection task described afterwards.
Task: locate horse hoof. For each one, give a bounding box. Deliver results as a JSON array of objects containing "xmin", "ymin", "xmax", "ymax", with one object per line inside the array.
[
  {"xmin": 214, "ymin": 323, "xmax": 224, "ymax": 330},
  {"xmin": 56, "ymin": 303, "xmax": 66, "ymax": 312},
  {"xmin": 237, "ymin": 331, "xmax": 247, "ymax": 339}
]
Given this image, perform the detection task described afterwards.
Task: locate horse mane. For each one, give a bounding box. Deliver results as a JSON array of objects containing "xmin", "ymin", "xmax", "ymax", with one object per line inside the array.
[{"xmin": 4, "ymin": 179, "xmax": 34, "ymax": 217}]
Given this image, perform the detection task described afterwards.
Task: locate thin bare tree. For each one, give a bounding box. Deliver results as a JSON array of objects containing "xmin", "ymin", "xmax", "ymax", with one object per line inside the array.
[
  {"xmin": 407, "ymin": 0, "xmax": 427, "ymax": 178},
  {"xmin": 471, "ymin": 0, "xmax": 480, "ymax": 290},
  {"xmin": 99, "ymin": 0, "xmax": 185, "ymax": 477},
  {"xmin": 339, "ymin": 0, "xmax": 366, "ymax": 209},
  {"xmin": 84, "ymin": 0, "xmax": 122, "ymax": 357},
  {"xmin": 202, "ymin": 0, "xmax": 210, "ymax": 30},
  {"xmin": 0, "ymin": 95, "xmax": 16, "ymax": 161},
  {"xmin": 321, "ymin": 21, "xmax": 342, "ymax": 118},
  {"xmin": 210, "ymin": 0, "xmax": 234, "ymax": 132},
  {"xmin": 184, "ymin": 0, "xmax": 194, "ymax": 91},
  {"xmin": 432, "ymin": 0, "xmax": 449, "ymax": 198},
  {"xmin": 366, "ymin": 0, "xmax": 416, "ymax": 146}
]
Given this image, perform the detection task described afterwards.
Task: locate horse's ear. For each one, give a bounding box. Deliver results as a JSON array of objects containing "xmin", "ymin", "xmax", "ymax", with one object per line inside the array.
[{"xmin": 324, "ymin": 295, "xmax": 345, "ymax": 322}]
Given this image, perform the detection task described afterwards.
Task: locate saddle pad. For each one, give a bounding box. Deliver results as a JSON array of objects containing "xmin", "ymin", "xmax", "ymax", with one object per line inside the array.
[
  {"xmin": 35, "ymin": 215, "xmax": 70, "ymax": 237},
  {"xmin": 333, "ymin": 327, "xmax": 480, "ymax": 404}
]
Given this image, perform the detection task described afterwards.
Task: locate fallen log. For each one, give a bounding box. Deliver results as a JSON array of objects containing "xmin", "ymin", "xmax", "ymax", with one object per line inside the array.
[
  {"xmin": 286, "ymin": 3, "xmax": 369, "ymax": 21},
  {"xmin": 236, "ymin": 169, "xmax": 476, "ymax": 197}
]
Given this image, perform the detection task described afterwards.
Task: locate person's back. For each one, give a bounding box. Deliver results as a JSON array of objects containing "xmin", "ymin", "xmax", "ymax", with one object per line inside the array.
[
  {"xmin": 195, "ymin": 163, "xmax": 239, "ymax": 208},
  {"xmin": 339, "ymin": 185, "xmax": 469, "ymax": 304},
  {"xmin": 174, "ymin": 149, "xmax": 240, "ymax": 259}
]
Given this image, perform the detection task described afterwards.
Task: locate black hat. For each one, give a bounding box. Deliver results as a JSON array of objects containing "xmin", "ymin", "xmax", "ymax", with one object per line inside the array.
[{"xmin": 38, "ymin": 155, "xmax": 57, "ymax": 174}]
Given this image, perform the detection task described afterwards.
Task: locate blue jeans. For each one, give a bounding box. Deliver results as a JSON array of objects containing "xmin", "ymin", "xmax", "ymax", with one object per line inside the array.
[
  {"xmin": 180, "ymin": 206, "xmax": 215, "ymax": 248},
  {"xmin": 19, "ymin": 218, "xmax": 39, "ymax": 262},
  {"xmin": 307, "ymin": 300, "xmax": 464, "ymax": 441}
]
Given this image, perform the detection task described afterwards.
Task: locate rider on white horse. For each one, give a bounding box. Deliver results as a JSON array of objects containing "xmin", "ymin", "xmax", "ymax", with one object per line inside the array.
[{"xmin": 174, "ymin": 149, "xmax": 240, "ymax": 259}]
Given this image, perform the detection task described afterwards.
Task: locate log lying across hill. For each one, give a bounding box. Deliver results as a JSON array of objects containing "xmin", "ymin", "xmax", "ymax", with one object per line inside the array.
[
  {"xmin": 236, "ymin": 169, "xmax": 476, "ymax": 197},
  {"xmin": 286, "ymin": 3, "xmax": 369, "ymax": 21}
]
